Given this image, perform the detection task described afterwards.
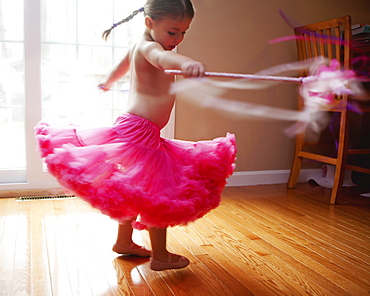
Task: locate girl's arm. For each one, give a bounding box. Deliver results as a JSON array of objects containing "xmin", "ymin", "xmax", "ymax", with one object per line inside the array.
[
  {"xmin": 141, "ymin": 42, "xmax": 205, "ymax": 77},
  {"xmin": 99, "ymin": 51, "xmax": 131, "ymax": 91}
]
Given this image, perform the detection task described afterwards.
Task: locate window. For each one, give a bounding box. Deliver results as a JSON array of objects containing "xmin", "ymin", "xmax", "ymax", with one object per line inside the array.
[
  {"xmin": 0, "ymin": 0, "xmax": 25, "ymax": 181},
  {"xmin": 40, "ymin": 0, "xmax": 145, "ymax": 126},
  {"xmin": 0, "ymin": 0, "xmax": 174, "ymax": 190}
]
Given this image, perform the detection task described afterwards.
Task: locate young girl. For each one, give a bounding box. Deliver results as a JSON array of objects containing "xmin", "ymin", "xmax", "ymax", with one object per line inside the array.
[{"xmin": 35, "ymin": 0, "xmax": 236, "ymax": 271}]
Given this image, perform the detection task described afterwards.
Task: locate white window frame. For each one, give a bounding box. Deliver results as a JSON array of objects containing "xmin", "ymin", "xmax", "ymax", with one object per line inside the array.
[{"xmin": 0, "ymin": 0, "xmax": 174, "ymax": 191}]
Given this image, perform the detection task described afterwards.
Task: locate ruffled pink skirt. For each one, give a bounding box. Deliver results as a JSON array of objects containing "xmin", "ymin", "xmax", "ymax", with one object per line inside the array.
[{"xmin": 34, "ymin": 113, "xmax": 236, "ymax": 229}]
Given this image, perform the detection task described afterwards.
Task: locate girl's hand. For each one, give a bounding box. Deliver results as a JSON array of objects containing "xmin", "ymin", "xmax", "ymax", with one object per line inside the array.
[
  {"xmin": 181, "ymin": 61, "xmax": 205, "ymax": 78},
  {"xmin": 98, "ymin": 82, "xmax": 110, "ymax": 92}
]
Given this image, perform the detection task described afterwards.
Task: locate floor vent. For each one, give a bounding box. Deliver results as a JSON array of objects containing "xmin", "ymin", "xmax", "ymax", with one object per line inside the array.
[{"xmin": 16, "ymin": 195, "xmax": 76, "ymax": 201}]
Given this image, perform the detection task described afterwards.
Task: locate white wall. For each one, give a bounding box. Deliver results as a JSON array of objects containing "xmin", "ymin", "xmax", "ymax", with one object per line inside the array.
[{"xmin": 176, "ymin": 0, "xmax": 370, "ymax": 177}]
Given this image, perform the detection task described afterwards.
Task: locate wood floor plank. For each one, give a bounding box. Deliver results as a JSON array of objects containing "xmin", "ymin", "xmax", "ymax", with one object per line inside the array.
[
  {"xmin": 59, "ymin": 203, "xmax": 101, "ymax": 296},
  {"xmin": 41, "ymin": 200, "xmax": 77, "ymax": 295},
  {"xmin": 174, "ymin": 225, "xmax": 211, "ymax": 256},
  {"xmin": 166, "ymin": 229, "xmax": 224, "ymax": 295},
  {"xmin": 254, "ymin": 237, "xmax": 351, "ymax": 296},
  {"xmin": 222, "ymin": 197, "xmax": 369, "ymax": 295},
  {"xmin": 0, "ymin": 198, "xmax": 14, "ymax": 295},
  {"xmin": 265, "ymin": 194, "xmax": 370, "ymax": 240},
  {"xmin": 238, "ymin": 186, "xmax": 370, "ymax": 239},
  {"xmin": 113, "ymin": 256, "xmax": 153, "ymax": 296},
  {"xmin": 84, "ymin": 218, "xmax": 141, "ymax": 295},
  {"xmin": 213, "ymin": 204, "xmax": 350, "ymax": 296},
  {"xmin": 30, "ymin": 201, "xmax": 53, "ymax": 296},
  {"xmin": 215, "ymin": 194, "xmax": 359, "ymax": 295},
  {"xmin": 167, "ymin": 227, "xmax": 253, "ymax": 296},
  {"xmin": 68, "ymin": 214, "xmax": 118, "ymax": 295},
  {"xmin": 196, "ymin": 252, "xmax": 257, "ymax": 296},
  {"xmin": 261, "ymin": 209, "xmax": 370, "ymax": 277},
  {"xmin": 228, "ymin": 192, "xmax": 370, "ymax": 277},
  {"xmin": 137, "ymin": 263, "xmax": 175, "ymax": 296},
  {"xmin": 260, "ymin": 228, "xmax": 366, "ymax": 295},
  {"xmin": 262, "ymin": 228, "xmax": 369, "ymax": 294},
  {"xmin": 282, "ymin": 217, "xmax": 370, "ymax": 271},
  {"xmin": 206, "ymin": 210, "xmax": 335, "ymax": 296},
  {"xmin": 261, "ymin": 190, "xmax": 370, "ymax": 246},
  {"xmin": 0, "ymin": 198, "xmax": 7, "ymax": 243},
  {"xmin": 202, "ymin": 215, "xmax": 332, "ymax": 295},
  {"xmin": 250, "ymin": 197, "xmax": 370, "ymax": 273},
  {"xmin": 190, "ymin": 219, "xmax": 301, "ymax": 295},
  {"xmin": 286, "ymin": 186, "xmax": 370, "ymax": 233},
  {"xmin": 1, "ymin": 183, "xmax": 369, "ymax": 295},
  {"xmin": 10, "ymin": 201, "xmax": 32, "ymax": 296},
  {"xmin": 226, "ymin": 188, "xmax": 370, "ymax": 262}
]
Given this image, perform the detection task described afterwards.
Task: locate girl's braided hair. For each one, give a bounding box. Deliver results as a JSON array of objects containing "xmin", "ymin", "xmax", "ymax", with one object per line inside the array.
[{"xmin": 102, "ymin": 0, "xmax": 194, "ymax": 41}]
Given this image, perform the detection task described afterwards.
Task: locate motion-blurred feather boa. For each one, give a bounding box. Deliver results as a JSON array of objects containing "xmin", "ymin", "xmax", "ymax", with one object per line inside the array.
[{"xmin": 169, "ymin": 58, "xmax": 365, "ymax": 137}]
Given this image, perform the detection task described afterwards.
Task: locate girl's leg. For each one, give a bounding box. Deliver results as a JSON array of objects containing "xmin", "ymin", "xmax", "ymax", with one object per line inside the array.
[
  {"xmin": 113, "ymin": 219, "xmax": 151, "ymax": 257},
  {"xmin": 148, "ymin": 227, "xmax": 189, "ymax": 271}
]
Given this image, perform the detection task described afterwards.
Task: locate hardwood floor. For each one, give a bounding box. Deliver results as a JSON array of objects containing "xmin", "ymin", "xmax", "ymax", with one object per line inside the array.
[{"xmin": 0, "ymin": 183, "xmax": 369, "ymax": 296}]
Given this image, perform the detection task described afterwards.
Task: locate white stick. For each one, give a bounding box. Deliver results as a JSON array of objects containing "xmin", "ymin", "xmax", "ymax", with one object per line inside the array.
[{"xmin": 164, "ymin": 69, "xmax": 304, "ymax": 83}]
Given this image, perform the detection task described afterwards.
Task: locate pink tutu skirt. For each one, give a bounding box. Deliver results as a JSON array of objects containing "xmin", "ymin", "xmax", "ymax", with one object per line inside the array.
[{"xmin": 34, "ymin": 113, "xmax": 236, "ymax": 229}]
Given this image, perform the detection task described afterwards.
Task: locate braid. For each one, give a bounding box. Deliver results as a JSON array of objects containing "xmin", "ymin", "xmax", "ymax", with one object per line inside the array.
[{"xmin": 102, "ymin": 7, "xmax": 144, "ymax": 41}]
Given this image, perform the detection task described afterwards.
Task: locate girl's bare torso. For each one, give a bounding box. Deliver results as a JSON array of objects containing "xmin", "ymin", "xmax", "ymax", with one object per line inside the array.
[{"xmin": 125, "ymin": 36, "xmax": 175, "ymax": 130}]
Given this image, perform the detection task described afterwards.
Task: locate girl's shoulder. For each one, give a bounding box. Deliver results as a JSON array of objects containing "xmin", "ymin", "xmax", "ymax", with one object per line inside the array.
[{"xmin": 136, "ymin": 36, "xmax": 164, "ymax": 56}]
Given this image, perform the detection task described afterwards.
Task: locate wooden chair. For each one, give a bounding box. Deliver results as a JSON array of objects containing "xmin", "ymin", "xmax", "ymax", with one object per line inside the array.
[{"xmin": 287, "ymin": 15, "xmax": 370, "ymax": 204}]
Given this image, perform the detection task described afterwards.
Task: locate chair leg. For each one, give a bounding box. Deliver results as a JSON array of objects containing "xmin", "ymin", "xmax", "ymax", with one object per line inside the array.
[
  {"xmin": 330, "ymin": 164, "xmax": 346, "ymax": 204},
  {"xmin": 287, "ymin": 155, "xmax": 302, "ymax": 189},
  {"xmin": 330, "ymin": 110, "xmax": 350, "ymax": 205},
  {"xmin": 287, "ymin": 134, "xmax": 305, "ymax": 189}
]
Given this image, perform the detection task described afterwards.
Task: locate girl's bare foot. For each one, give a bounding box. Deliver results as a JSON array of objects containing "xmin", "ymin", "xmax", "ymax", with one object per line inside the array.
[
  {"xmin": 113, "ymin": 242, "xmax": 151, "ymax": 257},
  {"xmin": 150, "ymin": 253, "xmax": 190, "ymax": 271}
]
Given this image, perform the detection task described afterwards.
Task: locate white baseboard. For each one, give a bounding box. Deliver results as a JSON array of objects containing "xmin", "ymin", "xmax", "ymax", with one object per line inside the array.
[
  {"xmin": 0, "ymin": 169, "xmax": 322, "ymax": 192},
  {"xmin": 0, "ymin": 179, "xmax": 59, "ymax": 191},
  {"xmin": 226, "ymin": 169, "xmax": 322, "ymax": 187}
]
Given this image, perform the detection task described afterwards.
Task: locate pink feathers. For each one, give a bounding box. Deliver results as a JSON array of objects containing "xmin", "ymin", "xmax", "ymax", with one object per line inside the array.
[
  {"xmin": 301, "ymin": 59, "xmax": 356, "ymax": 108},
  {"xmin": 169, "ymin": 58, "xmax": 364, "ymax": 136}
]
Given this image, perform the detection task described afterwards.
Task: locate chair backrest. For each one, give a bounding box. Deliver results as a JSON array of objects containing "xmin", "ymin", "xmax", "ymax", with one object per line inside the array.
[
  {"xmin": 294, "ymin": 15, "xmax": 352, "ymax": 68},
  {"xmin": 294, "ymin": 15, "xmax": 352, "ymax": 107}
]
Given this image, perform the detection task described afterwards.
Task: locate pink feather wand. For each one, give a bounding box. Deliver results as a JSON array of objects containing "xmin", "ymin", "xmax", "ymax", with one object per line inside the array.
[
  {"xmin": 166, "ymin": 59, "xmax": 365, "ymax": 137},
  {"xmin": 165, "ymin": 69, "xmax": 304, "ymax": 83},
  {"xmin": 166, "ymin": 59, "xmax": 362, "ymax": 108}
]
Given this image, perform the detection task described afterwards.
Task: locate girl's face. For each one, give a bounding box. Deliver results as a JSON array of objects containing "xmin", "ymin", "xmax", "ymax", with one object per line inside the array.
[{"xmin": 145, "ymin": 16, "xmax": 192, "ymax": 51}]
